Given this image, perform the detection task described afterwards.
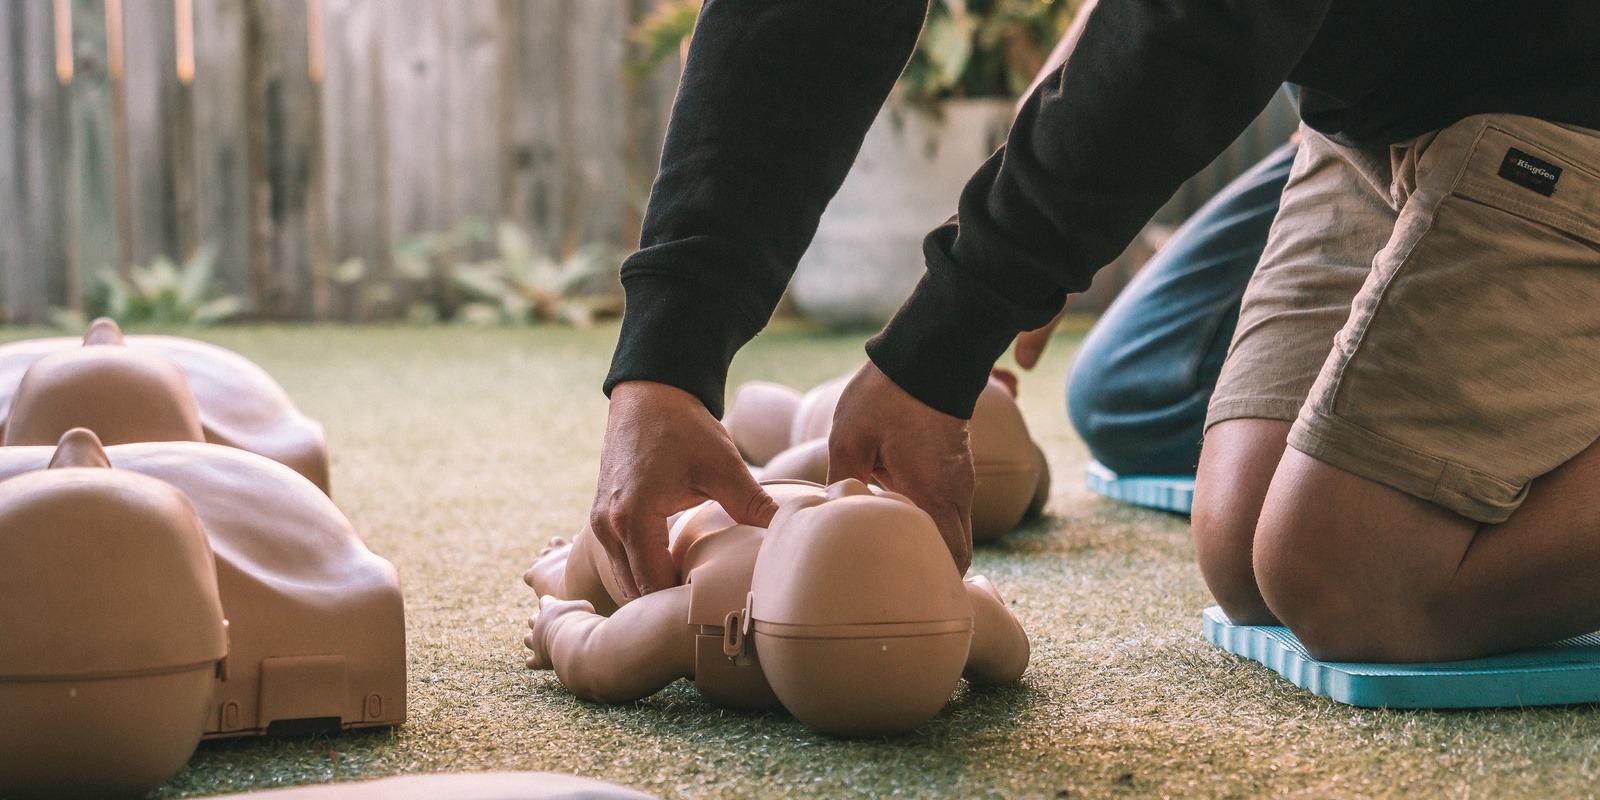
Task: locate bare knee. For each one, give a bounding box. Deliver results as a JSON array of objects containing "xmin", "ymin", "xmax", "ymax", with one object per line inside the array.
[
  {"xmin": 1192, "ymin": 490, "xmax": 1276, "ymax": 625},
  {"xmin": 1254, "ymin": 451, "xmax": 1473, "ymax": 663},
  {"xmin": 1192, "ymin": 419, "xmax": 1292, "ymax": 625}
]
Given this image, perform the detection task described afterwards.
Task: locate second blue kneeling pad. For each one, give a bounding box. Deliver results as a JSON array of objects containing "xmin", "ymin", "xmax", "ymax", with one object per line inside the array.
[
  {"xmin": 1085, "ymin": 460, "xmax": 1194, "ymax": 514},
  {"xmin": 1204, "ymin": 606, "xmax": 1600, "ymax": 708}
]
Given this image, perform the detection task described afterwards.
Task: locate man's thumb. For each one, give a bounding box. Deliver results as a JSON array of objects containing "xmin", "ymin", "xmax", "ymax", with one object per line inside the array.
[
  {"xmin": 826, "ymin": 429, "xmax": 875, "ymax": 487},
  {"xmin": 713, "ymin": 469, "xmax": 781, "ymax": 528}
]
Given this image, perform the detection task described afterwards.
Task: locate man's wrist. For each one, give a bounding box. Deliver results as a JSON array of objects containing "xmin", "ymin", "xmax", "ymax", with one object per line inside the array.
[
  {"xmin": 866, "ymin": 266, "xmax": 1021, "ymax": 420},
  {"xmin": 603, "ymin": 271, "xmax": 763, "ymax": 419}
]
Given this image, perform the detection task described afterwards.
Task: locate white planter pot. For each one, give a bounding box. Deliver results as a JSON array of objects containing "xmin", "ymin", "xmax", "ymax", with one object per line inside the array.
[{"xmin": 791, "ymin": 98, "xmax": 1014, "ymax": 328}]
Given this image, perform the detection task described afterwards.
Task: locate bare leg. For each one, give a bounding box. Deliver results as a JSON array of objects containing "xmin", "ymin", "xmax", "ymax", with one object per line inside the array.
[
  {"xmin": 1191, "ymin": 419, "xmax": 1289, "ymax": 624},
  {"xmin": 524, "ymin": 586, "xmax": 697, "ymax": 705},
  {"xmin": 962, "ymin": 576, "xmax": 1029, "ymax": 685},
  {"xmin": 1256, "ymin": 436, "xmax": 1600, "ymax": 663}
]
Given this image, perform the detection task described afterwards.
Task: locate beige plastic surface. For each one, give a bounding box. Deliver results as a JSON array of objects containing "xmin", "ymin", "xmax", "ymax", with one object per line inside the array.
[
  {"xmin": 3, "ymin": 320, "xmax": 205, "ymax": 447},
  {"xmin": 752, "ymin": 480, "xmax": 971, "ymax": 628},
  {"xmin": 750, "ymin": 480, "xmax": 974, "ymax": 737},
  {"xmin": 722, "ymin": 380, "xmax": 803, "ymax": 466},
  {"xmin": 967, "ymin": 376, "xmax": 1050, "ymax": 542},
  {"xmin": 788, "ymin": 374, "xmax": 849, "ymax": 446},
  {"xmin": 742, "ymin": 370, "xmax": 1049, "ymax": 542},
  {"xmin": 525, "ymin": 479, "xmax": 1028, "ymax": 737},
  {"xmin": 208, "ymin": 772, "xmax": 660, "ymax": 800},
  {"xmin": 0, "ymin": 319, "xmax": 330, "ymax": 492},
  {"xmin": 0, "ymin": 429, "xmax": 225, "ymax": 799},
  {"xmin": 0, "ymin": 437, "xmax": 405, "ymax": 741}
]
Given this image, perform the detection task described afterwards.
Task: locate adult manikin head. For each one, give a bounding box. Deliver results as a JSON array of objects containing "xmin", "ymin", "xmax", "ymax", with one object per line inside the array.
[
  {"xmin": 0, "ymin": 429, "xmax": 226, "ymax": 799},
  {"xmin": 0, "ymin": 318, "xmax": 330, "ymax": 492},
  {"xmin": 0, "ymin": 431, "xmax": 405, "ymax": 744},
  {"xmin": 3, "ymin": 318, "xmax": 205, "ymax": 446}
]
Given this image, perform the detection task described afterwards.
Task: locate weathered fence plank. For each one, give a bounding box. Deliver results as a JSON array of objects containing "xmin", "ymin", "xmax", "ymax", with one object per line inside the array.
[
  {"xmin": 69, "ymin": 0, "xmax": 121, "ymax": 299},
  {"xmin": 121, "ymin": 0, "xmax": 186, "ymax": 269},
  {"xmin": 563, "ymin": 0, "xmax": 629, "ymax": 254},
  {"xmin": 381, "ymin": 0, "xmax": 450, "ymax": 239},
  {"xmin": 192, "ymin": 0, "xmax": 252, "ymax": 296},
  {"xmin": 245, "ymin": 0, "xmax": 316, "ymax": 319},
  {"xmin": 319, "ymin": 0, "xmax": 390, "ymax": 319},
  {"xmin": 443, "ymin": 0, "xmax": 501, "ymax": 231},
  {"xmin": 501, "ymin": 0, "xmax": 570, "ymax": 255},
  {"xmin": 0, "ymin": 0, "xmax": 68, "ymax": 324}
]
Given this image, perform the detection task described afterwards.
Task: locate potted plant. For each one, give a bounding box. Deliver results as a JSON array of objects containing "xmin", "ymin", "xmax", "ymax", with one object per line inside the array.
[{"xmin": 631, "ymin": 0, "xmax": 1079, "ymax": 327}]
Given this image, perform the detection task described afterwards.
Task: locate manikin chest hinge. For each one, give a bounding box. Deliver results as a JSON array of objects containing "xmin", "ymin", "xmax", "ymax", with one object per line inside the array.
[{"xmin": 722, "ymin": 591, "xmax": 756, "ymax": 659}]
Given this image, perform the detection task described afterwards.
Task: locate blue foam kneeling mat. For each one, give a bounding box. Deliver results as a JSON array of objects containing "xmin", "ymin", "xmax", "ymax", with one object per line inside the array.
[
  {"xmin": 1084, "ymin": 460, "xmax": 1194, "ymax": 514},
  {"xmin": 1204, "ymin": 605, "xmax": 1600, "ymax": 708}
]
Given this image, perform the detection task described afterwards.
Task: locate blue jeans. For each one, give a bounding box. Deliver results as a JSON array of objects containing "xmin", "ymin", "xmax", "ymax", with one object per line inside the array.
[{"xmin": 1067, "ymin": 142, "xmax": 1298, "ymax": 476}]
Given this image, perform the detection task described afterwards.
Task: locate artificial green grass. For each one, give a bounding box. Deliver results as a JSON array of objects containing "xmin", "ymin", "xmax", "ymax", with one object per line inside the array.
[{"xmin": 9, "ymin": 321, "xmax": 1600, "ymax": 798}]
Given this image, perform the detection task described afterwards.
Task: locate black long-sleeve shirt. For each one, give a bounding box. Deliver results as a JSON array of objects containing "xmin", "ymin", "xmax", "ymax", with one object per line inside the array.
[{"xmin": 605, "ymin": 0, "xmax": 1600, "ymax": 419}]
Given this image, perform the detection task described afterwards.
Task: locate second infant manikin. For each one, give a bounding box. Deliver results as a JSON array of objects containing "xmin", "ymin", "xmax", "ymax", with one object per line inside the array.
[
  {"xmin": 523, "ymin": 480, "xmax": 1029, "ymax": 737},
  {"xmin": 722, "ymin": 370, "xmax": 1051, "ymax": 543}
]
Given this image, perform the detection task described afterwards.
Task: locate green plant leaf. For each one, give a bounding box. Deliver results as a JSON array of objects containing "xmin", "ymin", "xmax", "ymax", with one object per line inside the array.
[
  {"xmin": 178, "ymin": 244, "xmax": 219, "ymax": 308},
  {"xmin": 193, "ymin": 295, "xmax": 248, "ymax": 325},
  {"xmin": 333, "ymin": 258, "xmax": 367, "ymax": 285}
]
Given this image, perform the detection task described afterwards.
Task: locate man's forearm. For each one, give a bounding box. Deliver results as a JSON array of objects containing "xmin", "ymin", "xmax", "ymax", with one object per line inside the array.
[
  {"xmin": 605, "ymin": 0, "xmax": 928, "ymax": 417},
  {"xmin": 870, "ymin": 0, "xmax": 1332, "ymax": 418}
]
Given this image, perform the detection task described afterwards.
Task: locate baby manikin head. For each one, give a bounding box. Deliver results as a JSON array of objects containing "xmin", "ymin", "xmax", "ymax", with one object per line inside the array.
[
  {"xmin": 0, "ymin": 429, "xmax": 226, "ymax": 799},
  {"xmin": 2, "ymin": 318, "xmax": 205, "ymax": 446},
  {"xmin": 748, "ymin": 480, "xmax": 973, "ymax": 737}
]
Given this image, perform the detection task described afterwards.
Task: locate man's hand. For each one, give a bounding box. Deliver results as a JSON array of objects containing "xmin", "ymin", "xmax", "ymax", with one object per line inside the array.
[
  {"xmin": 827, "ymin": 362, "xmax": 976, "ymax": 574},
  {"xmin": 1013, "ymin": 306, "xmax": 1068, "ymax": 370},
  {"xmin": 590, "ymin": 381, "xmax": 780, "ymax": 600}
]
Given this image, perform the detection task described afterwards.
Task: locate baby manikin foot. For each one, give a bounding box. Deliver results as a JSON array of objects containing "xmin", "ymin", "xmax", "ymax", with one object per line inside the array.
[
  {"xmin": 522, "ymin": 536, "xmax": 571, "ymax": 597},
  {"xmin": 965, "ymin": 574, "xmax": 1003, "ymax": 603},
  {"xmin": 524, "ymin": 595, "xmax": 595, "ymax": 670}
]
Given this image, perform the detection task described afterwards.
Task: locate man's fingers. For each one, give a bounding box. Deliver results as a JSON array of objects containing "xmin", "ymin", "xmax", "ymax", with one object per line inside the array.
[
  {"xmin": 1014, "ymin": 306, "xmax": 1068, "ymax": 370},
  {"xmin": 890, "ymin": 466, "xmax": 975, "ymax": 575},
  {"xmin": 932, "ymin": 502, "xmax": 974, "ymax": 576},
  {"xmin": 588, "ymin": 509, "xmax": 642, "ymax": 600},
  {"xmin": 826, "ymin": 429, "xmax": 877, "ymax": 486},
  {"xmin": 617, "ymin": 511, "xmax": 677, "ymax": 597}
]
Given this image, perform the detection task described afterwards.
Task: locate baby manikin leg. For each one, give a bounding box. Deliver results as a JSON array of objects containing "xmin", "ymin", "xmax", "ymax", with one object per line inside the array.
[
  {"xmin": 526, "ymin": 586, "xmax": 696, "ymax": 705},
  {"xmin": 963, "ymin": 577, "xmax": 1030, "ymax": 686}
]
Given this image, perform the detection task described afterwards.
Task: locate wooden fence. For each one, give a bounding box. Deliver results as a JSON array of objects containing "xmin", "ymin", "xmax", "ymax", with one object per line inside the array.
[{"xmin": 0, "ymin": 0, "xmax": 678, "ymax": 324}]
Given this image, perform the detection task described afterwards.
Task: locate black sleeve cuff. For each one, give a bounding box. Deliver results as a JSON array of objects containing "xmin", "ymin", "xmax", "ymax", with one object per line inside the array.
[
  {"xmin": 865, "ymin": 228, "xmax": 1026, "ymax": 420},
  {"xmin": 603, "ymin": 271, "xmax": 765, "ymax": 419}
]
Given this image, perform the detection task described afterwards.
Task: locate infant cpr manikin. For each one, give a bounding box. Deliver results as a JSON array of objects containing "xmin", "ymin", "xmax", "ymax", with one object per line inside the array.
[
  {"xmin": 723, "ymin": 370, "xmax": 1051, "ymax": 542},
  {"xmin": 0, "ymin": 317, "xmax": 329, "ymax": 492},
  {"xmin": 523, "ymin": 480, "xmax": 1029, "ymax": 737}
]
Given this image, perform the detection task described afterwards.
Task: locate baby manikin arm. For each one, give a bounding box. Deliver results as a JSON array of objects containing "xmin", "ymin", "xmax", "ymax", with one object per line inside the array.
[
  {"xmin": 527, "ymin": 586, "xmax": 696, "ymax": 705},
  {"xmin": 962, "ymin": 576, "xmax": 1030, "ymax": 686}
]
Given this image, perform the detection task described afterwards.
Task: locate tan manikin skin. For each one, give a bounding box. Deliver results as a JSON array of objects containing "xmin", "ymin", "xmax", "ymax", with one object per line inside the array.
[
  {"xmin": 723, "ymin": 369, "xmax": 1051, "ymax": 543},
  {"xmin": 522, "ymin": 480, "xmax": 1029, "ymax": 737},
  {"xmin": 0, "ymin": 429, "xmax": 405, "ymax": 745},
  {"xmin": 0, "ymin": 429, "xmax": 227, "ymax": 800},
  {"xmin": 0, "ymin": 317, "xmax": 330, "ymax": 492}
]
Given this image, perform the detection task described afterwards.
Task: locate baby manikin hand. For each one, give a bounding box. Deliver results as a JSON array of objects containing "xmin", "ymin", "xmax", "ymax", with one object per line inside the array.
[
  {"xmin": 522, "ymin": 536, "xmax": 571, "ymax": 598},
  {"xmin": 524, "ymin": 595, "xmax": 595, "ymax": 670}
]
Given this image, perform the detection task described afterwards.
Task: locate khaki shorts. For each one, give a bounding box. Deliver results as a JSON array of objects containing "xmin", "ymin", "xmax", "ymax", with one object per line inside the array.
[{"xmin": 1207, "ymin": 114, "xmax": 1600, "ymax": 524}]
